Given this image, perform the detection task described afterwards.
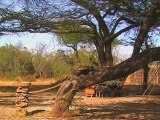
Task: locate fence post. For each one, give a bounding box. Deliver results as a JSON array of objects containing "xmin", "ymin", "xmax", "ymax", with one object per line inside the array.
[{"xmin": 15, "ymin": 82, "xmax": 31, "ymax": 117}]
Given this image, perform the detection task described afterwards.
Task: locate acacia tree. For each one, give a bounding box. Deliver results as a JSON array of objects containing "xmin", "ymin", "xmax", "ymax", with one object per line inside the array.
[
  {"xmin": 0, "ymin": 0, "xmax": 138, "ymax": 67},
  {"xmin": 57, "ymin": 31, "xmax": 92, "ymax": 59},
  {"xmin": 1, "ymin": 0, "xmax": 160, "ymax": 117}
]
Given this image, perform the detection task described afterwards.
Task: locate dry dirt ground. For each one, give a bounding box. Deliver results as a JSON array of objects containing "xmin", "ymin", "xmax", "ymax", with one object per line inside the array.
[
  {"xmin": 0, "ymin": 84, "xmax": 160, "ymax": 120},
  {"xmin": 0, "ymin": 95, "xmax": 160, "ymax": 120}
]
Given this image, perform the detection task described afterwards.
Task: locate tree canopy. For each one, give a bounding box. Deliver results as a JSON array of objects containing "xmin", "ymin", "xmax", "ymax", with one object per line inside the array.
[{"xmin": 1, "ymin": 0, "xmax": 160, "ymax": 66}]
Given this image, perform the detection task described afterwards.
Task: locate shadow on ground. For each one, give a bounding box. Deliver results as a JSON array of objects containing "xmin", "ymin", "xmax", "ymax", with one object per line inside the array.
[
  {"xmin": 28, "ymin": 109, "xmax": 46, "ymax": 116},
  {"xmin": 78, "ymin": 99, "xmax": 160, "ymax": 119}
]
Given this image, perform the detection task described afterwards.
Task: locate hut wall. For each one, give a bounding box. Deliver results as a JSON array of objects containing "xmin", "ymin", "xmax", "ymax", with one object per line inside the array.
[{"xmin": 125, "ymin": 68, "xmax": 160, "ymax": 85}]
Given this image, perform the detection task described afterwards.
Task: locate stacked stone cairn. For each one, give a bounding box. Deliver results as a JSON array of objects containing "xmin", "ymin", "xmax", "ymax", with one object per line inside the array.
[{"xmin": 15, "ymin": 82, "xmax": 31, "ymax": 117}]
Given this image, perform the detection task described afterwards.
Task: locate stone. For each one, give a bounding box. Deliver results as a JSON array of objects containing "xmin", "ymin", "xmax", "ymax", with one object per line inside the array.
[
  {"xmin": 16, "ymin": 88, "xmax": 29, "ymax": 93},
  {"xmin": 16, "ymin": 93, "xmax": 28, "ymax": 97},
  {"xmin": 16, "ymin": 102, "xmax": 28, "ymax": 108},
  {"xmin": 15, "ymin": 97, "xmax": 28, "ymax": 104},
  {"xmin": 15, "ymin": 84, "xmax": 30, "ymax": 117}
]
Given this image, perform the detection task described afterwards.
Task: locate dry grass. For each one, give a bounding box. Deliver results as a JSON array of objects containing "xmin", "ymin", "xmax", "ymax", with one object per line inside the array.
[
  {"xmin": 0, "ymin": 92, "xmax": 15, "ymax": 96},
  {"xmin": 0, "ymin": 78, "xmax": 56, "ymax": 86},
  {"xmin": 31, "ymin": 78, "xmax": 56, "ymax": 86}
]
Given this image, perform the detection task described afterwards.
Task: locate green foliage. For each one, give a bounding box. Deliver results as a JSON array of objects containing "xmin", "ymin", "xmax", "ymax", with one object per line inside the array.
[
  {"xmin": 112, "ymin": 39, "xmax": 122, "ymax": 47},
  {"xmin": 58, "ymin": 33, "xmax": 92, "ymax": 45},
  {"xmin": 32, "ymin": 53, "xmax": 53, "ymax": 78},
  {"xmin": 52, "ymin": 60, "xmax": 73, "ymax": 77},
  {"xmin": 57, "ymin": 25, "xmax": 93, "ymax": 47},
  {"xmin": 0, "ymin": 45, "xmax": 34, "ymax": 79},
  {"xmin": 50, "ymin": 48, "xmax": 100, "ymax": 79},
  {"xmin": 75, "ymin": 48, "xmax": 99, "ymax": 67},
  {"xmin": 52, "ymin": 50, "xmax": 73, "ymax": 76},
  {"xmin": 0, "ymin": 44, "xmax": 121, "ymax": 80}
]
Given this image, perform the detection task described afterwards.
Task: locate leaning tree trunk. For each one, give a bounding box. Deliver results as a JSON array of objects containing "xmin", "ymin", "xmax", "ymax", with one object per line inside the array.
[
  {"xmin": 143, "ymin": 65, "xmax": 149, "ymax": 90},
  {"xmin": 51, "ymin": 77, "xmax": 79, "ymax": 117},
  {"xmin": 51, "ymin": 47, "xmax": 160, "ymax": 117}
]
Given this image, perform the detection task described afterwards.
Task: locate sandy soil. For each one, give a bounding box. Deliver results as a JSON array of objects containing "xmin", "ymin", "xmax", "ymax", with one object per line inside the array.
[{"xmin": 0, "ymin": 95, "xmax": 160, "ymax": 120}]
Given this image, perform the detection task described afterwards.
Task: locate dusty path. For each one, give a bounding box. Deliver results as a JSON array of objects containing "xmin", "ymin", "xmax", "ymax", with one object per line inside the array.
[
  {"xmin": 0, "ymin": 95, "xmax": 160, "ymax": 120},
  {"xmin": 0, "ymin": 85, "xmax": 160, "ymax": 119},
  {"xmin": 78, "ymin": 96, "xmax": 160, "ymax": 119}
]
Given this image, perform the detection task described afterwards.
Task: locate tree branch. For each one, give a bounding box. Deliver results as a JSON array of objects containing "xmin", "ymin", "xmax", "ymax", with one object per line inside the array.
[
  {"xmin": 111, "ymin": 25, "xmax": 137, "ymax": 41},
  {"xmin": 78, "ymin": 47, "xmax": 160, "ymax": 88},
  {"xmin": 111, "ymin": 16, "xmax": 123, "ymax": 36},
  {"xmin": 72, "ymin": 0, "xmax": 110, "ymax": 36},
  {"xmin": 122, "ymin": 16, "xmax": 140, "ymax": 26}
]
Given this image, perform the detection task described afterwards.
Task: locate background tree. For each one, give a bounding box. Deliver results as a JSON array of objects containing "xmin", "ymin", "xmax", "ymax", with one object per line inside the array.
[
  {"xmin": 32, "ymin": 43, "xmax": 53, "ymax": 78},
  {"xmin": 0, "ymin": 45, "xmax": 34, "ymax": 79},
  {"xmin": 57, "ymin": 31, "xmax": 92, "ymax": 59}
]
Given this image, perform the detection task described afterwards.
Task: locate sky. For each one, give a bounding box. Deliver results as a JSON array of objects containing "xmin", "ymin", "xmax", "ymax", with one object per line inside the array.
[
  {"xmin": 0, "ymin": 32, "xmax": 133, "ymax": 58},
  {"xmin": 0, "ymin": 33, "xmax": 60, "ymax": 52}
]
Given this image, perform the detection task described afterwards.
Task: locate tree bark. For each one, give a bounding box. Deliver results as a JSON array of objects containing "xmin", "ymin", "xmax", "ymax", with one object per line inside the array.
[
  {"xmin": 51, "ymin": 77, "xmax": 79, "ymax": 117},
  {"xmin": 51, "ymin": 47, "xmax": 160, "ymax": 117},
  {"xmin": 132, "ymin": 8, "xmax": 157, "ymax": 56},
  {"xmin": 97, "ymin": 48, "xmax": 106, "ymax": 66},
  {"xmin": 104, "ymin": 43, "xmax": 113, "ymax": 67},
  {"xmin": 95, "ymin": 43, "xmax": 113, "ymax": 67},
  {"xmin": 93, "ymin": 39, "xmax": 113, "ymax": 67}
]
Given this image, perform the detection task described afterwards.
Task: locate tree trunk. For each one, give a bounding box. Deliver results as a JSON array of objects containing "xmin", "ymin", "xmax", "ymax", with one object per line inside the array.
[
  {"xmin": 95, "ymin": 43, "xmax": 113, "ymax": 67},
  {"xmin": 132, "ymin": 8, "xmax": 157, "ymax": 56},
  {"xmin": 51, "ymin": 77, "xmax": 79, "ymax": 117},
  {"xmin": 105, "ymin": 43, "xmax": 113, "ymax": 68},
  {"xmin": 143, "ymin": 65, "xmax": 149, "ymax": 90},
  {"xmin": 97, "ymin": 49, "xmax": 106, "ymax": 66},
  {"xmin": 51, "ymin": 47, "xmax": 160, "ymax": 117},
  {"xmin": 93, "ymin": 37, "xmax": 106, "ymax": 66}
]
